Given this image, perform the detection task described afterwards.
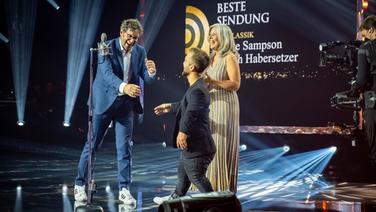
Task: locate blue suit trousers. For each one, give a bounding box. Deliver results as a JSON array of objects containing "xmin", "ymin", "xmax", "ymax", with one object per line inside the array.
[{"xmin": 75, "ymin": 97, "xmax": 134, "ymax": 189}]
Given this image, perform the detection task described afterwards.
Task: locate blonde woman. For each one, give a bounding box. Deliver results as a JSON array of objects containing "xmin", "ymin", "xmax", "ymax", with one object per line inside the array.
[{"xmin": 204, "ymin": 23, "xmax": 240, "ymax": 192}]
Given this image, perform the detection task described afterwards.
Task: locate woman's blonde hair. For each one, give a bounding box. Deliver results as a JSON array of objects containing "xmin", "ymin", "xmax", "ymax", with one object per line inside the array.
[{"xmin": 209, "ymin": 23, "xmax": 238, "ymax": 57}]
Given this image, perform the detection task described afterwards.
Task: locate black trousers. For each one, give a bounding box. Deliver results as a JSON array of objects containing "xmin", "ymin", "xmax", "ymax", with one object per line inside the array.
[
  {"xmin": 364, "ymin": 109, "xmax": 376, "ymax": 164},
  {"xmin": 175, "ymin": 153, "xmax": 214, "ymax": 196}
]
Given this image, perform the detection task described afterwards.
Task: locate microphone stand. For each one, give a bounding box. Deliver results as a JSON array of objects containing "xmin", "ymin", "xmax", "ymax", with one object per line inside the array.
[{"xmin": 75, "ymin": 47, "xmax": 103, "ymax": 212}]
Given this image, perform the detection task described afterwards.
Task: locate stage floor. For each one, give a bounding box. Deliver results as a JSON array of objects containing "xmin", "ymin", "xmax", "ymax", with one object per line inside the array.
[{"xmin": 1, "ymin": 136, "xmax": 376, "ymax": 212}]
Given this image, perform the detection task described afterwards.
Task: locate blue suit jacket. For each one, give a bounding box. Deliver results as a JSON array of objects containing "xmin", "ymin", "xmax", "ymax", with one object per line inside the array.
[{"xmin": 92, "ymin": 38, "xmax": 155, "ymax": 115}]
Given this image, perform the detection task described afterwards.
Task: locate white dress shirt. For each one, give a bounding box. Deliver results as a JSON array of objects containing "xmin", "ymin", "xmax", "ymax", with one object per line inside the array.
[
  {"xmin": 118, "ymin": 38, "xmax": 156, "ymax": 95},
  {"xmin": 119, "ymin": 39, "xmax": 132, "ymax": 96}
]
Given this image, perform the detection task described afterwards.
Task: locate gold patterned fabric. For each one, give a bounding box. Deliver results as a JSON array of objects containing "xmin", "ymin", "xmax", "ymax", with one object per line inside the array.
[{"xmin": 205, "ymin": 55, "xmax": 240, "ymax": 192}]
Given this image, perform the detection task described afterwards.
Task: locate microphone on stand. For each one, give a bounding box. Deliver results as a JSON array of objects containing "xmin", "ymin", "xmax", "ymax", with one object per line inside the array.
[
  {"xmin": 75, "ymin": 33, "xmax": 108, "ymax": 212},
  {"xmin": 98, "ymin": 33, "xmax": 111, "ymax": 56},
  {"xmin": 100, "ymin": 32, "xmax": 107, "ymax": 43}
]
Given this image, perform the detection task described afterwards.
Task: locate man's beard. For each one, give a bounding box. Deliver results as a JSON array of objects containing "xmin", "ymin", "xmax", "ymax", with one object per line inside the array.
[{"xmin": 181, "ymin": 70, "xmax": 189, "ymax": 77}]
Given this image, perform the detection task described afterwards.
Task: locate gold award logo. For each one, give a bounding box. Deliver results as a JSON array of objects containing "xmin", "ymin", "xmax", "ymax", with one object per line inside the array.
[{"xmin": 185, "ymin": 5, "xmax": 209, "ymax": 55}]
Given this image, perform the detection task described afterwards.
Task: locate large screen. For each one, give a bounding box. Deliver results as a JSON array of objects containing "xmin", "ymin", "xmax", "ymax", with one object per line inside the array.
[{"xmin": 185, "ymin": 0, "xmax": 357, "ymax": 126}]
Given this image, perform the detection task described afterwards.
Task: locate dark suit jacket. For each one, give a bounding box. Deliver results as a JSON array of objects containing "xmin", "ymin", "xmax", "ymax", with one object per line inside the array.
[
  {"xmin": 171, "ymin": 79, "xmax": 216, "ymax": 158},
  {"xmin": 92, "ymin": 38, "xmax": 155, "ymax": 115}
]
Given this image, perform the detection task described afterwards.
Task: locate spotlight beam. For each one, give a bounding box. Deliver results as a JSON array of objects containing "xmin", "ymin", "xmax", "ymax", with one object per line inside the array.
[
  {"xmin": 0, "ymin": 32, "xmax": 9, "ymax": 43},
  {"xmin": 239, "ymin": 147, "xmax": 287, "ymax": 171},
  {"xmin": 105, "ymin": 186, "xmax": 116, "ymax": 212},
  {"xmin": 237, "ymin": 148, "xmax": 335, "ymax": 202},
  {"xmin": 64, "ymin": 0, "xmax": 104, "ymax": 125},
  {"xmin": 137, "ymin": 0, "xmax": 174, "ymax": 51},
  {"xmin": 46, "ymin": 0, "xmax": 60, "ymax": 10},
  {"xmin": 62, "ymin": 184, "xmax": 72, "ymax": 212},
  {"xmin": 244, "ymin": 148, "xmax": 335, "ymax": 188},
  {"xmin": 15, "ymin": 185, "xmax": 22, "ymax": 212},
  {"xmin": 5, "ymin": 0, "xmax": 38, "ymax": 125},
  {"xmin": 274, "ymin": 151, "xmax": 329, "ymax": 182}
]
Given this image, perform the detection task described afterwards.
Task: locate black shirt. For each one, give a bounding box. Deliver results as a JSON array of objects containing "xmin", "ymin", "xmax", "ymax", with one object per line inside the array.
[{"xmin": 353, "ymin": 40, "xmax": 376, "ymax": 93}]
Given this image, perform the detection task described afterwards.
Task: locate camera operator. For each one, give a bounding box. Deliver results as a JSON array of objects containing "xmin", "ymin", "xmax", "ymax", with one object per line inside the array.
[{"xmin": 352, "ymin": 15, "xmax": 376, "ymax": 165}]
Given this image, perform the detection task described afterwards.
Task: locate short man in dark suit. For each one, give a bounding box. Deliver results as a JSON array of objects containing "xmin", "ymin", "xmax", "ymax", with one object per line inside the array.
[
  {"xmin": 154, "ymin": 47, "xmax": 216, "ymax": 202},
  {"xmin": 74, "ymin": 19, "xmax": 156, "ymax": 205}
]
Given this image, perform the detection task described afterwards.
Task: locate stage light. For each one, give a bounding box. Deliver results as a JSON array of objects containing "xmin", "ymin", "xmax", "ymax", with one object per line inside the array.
[
  {"xmin": 105, "ymin": 185, "xmax": 116, "ymax": 212},
  {"xmin": 62, "ymin": 184, "xmax": 68, "ymax": 195},
  {"xmin": 162, "ymin": 142, "xmax": 167, "ymax": 148},
  {"xmin": 329, "ymin": 146, "xmax": 337, "ymax": 153},
  {"xmin": 137, "ymin": 0, "xmax": 174, "ymax": 51},
  {"xmin": 62, "ymin": 121, "xmax": 70, "ymax": 127},
  {"xmin": 362, "ymin": 0, "xmax": 368, "ymax": 10},
  {"xmin": 17, "ymin": 120, "xmax": 25, "ymax": 127},
  {"xmin": 64, "ymin": 0, "xmax": 104, "ymax": 126},
  {"xmin": 239, "ymin": 147, "xmax": 286, "ymax": 171},
  {"xmin": 305, "ymin": 192, "xmax": 311, "ymax": 203},
  {"xmin": 136, "ymin": 0, "xmax": 174, "ymax": 124},
  {"xmin": 0, "ymin": 32, "xmax": 9, "ymax": 43},
  {"xmin": 46, "ymin": 0, "xmax": 60, "ymax": 10},
  {"xmin": 240, "ymin": 144, "xmax": 247, "ymax": 151},
  {"xmin": 237, "ymin": 147, "xmax": 335, "ymax": 201},
  {"xmin": 62, "ymin": 185, "xmax": 72, "ymax": 212},
  {"xmin": 283, "ymin": 145, "xmax": 290, "ymax": 152},
  {"xmin": 5, "ymin": 0, "xmax": 37, "ymax": 126},
  {"xmin": 15, "ymin": 185, "xmax": 22, "ymax": 212},
  {"xmin": 105, "ymin": 185, "xmax": 111, "ymax": 193}
]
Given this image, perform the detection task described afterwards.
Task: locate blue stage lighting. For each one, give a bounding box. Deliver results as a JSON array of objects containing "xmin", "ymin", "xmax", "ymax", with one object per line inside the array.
[
  {"xmin": 46, "ymin": 0, "xmax": 60, "ymax": 10},
  {"xmin": 329, "ymin": 146, "xmax": 337, "ymax": 153},
  {"xmin": 63, "ymin": 0, "xmax": 104, "ymax": 125},
  {"xmin": 283, "ymin": 145, "xmax": 290, "ymax": 152},
  {"xmin": 105, "ymin": 185, "xmax": 116, "ymax": 212},
  {"xmin": 62, "ymin": 121, "xmax": 70, "ymax": 127},
  {"xmin": 15, "ymin": 185, "xmax": 22, "ymax": 212},
  {"xmin": 239, "ymin": 147, "xmax": 287, "ymax": 176},
  {"xmin": 238, "ymin": 146, "xmax": 335, "ymax": 200},
  {"xmin": 47, "ymin": 0, "xmax": 60, "ymax": 10},
  {"xmin": 5, "ymin": 0, "xmax": 38, "ymax": 125},
  {"xmin": 17, "ymin": 120, "xmax": 25, "ymax": 127},
  {"xmin": 240, "ymin": 144, "xmax": 247, "ymax": 151},
  {"xmin": 238, "ymin": 162, "xmax": 333, "ymax": 203},
  {"xmin": 62, "ymin": 184, "xmax": 68, "ymax": 195},
  {"xmin": 62, "ymin": 186, "xmax": 72, "ymax": 212},
  {"xmin": 105, "ymin": 185, "xmax": 111, "ymax": 193},
  {"xmin": 138, "ymin": 0, "xmax": 174, "ymax": 51},
  {"xmin": 0, "ymin": 32, "xmax": 9, "ymax": 43}
]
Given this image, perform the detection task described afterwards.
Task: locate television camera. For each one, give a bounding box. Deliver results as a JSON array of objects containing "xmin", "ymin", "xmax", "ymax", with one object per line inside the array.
[{"xmin": 319, "ymin": 40, "xmax": 364, "ymax": 143}]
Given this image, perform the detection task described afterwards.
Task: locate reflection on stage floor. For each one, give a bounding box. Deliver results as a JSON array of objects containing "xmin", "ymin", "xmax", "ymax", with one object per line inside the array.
[{"xmin": 0, "ymin": 137, "xmax": 375, "ymax": 212}]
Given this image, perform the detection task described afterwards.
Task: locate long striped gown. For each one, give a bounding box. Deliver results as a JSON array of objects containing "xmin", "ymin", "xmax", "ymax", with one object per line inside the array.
[{"xmin": 206, "ymin": 55, "xmax": 240, "ymax": 192}]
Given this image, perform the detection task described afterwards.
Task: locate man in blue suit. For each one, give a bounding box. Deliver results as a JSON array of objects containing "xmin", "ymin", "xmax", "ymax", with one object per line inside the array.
[
  {"xmin": 74, "ymin": 19, "xmax": 156, "ymax": 205},
  {"xmin": 154, "ymin": 48, "xmax": 216, "ymax": 203}
]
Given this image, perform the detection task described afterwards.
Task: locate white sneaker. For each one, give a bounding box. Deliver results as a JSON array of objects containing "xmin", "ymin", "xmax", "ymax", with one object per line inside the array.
[
  {"xmin": 74, "ymin": 201, "xmax": 86, "ymax": 209},
  {"xmin": 153, "ymin": 195, "xmax": 170, "ymax": 205},
  {"xmin": 118, "ymin": 204, "xmax": 136, "ymax": 212},
  {"xmin": 119, "ymin": 188, "xmax": 136, "ymax": 205},
  {"xmin": 74, "ymin": 185, "xmax": 87, "ymax": 202},
  {"xmin": 153, "ymin": 193, "xmax": 179, "ymax": 205}
]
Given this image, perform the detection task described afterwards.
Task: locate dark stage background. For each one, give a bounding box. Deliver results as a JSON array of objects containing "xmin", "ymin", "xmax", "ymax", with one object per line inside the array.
[{"xmin": 1, "ymin": 0, "xmax": 376, "ymax": 182}]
